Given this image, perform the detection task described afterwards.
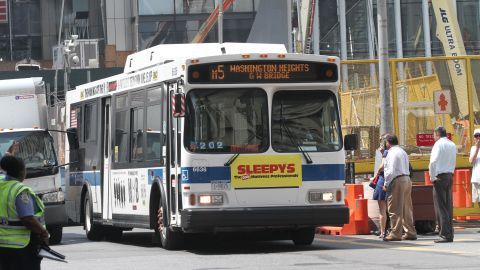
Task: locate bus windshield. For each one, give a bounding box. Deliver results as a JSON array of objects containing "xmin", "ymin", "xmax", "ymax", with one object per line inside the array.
[
  {"xmin": 272, "ymin": 90, "xmax": 342, "ymax": 152},
  {"xmin": 185, "ymin": 88, "xmax": 269, "ymax": 153},
  {"xmin": 0, "ymin": 131, "xmax": 57, "ymax": 176}
]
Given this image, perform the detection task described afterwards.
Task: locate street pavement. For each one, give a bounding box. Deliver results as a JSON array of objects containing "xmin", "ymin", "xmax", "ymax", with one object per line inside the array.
[{"xmin": 43, "ymin": 225, "xmax": 480, "ymax": 270}]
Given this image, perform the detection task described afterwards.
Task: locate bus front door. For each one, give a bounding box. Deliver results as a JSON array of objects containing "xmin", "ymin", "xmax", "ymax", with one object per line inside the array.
[
  {"xmin": 168, "ymin": 83, "xmax": 182, "ymax": 227},
  {"xmin": 101, "ymin": 97, "xmax": 113, "ymax": 220}
]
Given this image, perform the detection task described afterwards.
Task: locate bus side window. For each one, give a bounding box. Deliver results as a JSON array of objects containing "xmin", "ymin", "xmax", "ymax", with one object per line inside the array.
[
  {"xmin": 69, "ymin": 105, "xmax": 83, "ymax": 171},
  {"xmin": 131, "ymin": 107, "xmax": 144, "ymax": 162},
  {"xmin": 115, "ymin": 110, "xmax": 129, "ymax": 163},
  {"xmin": 114, "ymin": 94, "xmax": 129, "ymax": 164},
  {"xmin": 146, "ymin": 104, "xmax": 162, "ymax": 161},
  {"xmin": 84, "ymin": 103, "xmax": 97, "ymax": 142}
]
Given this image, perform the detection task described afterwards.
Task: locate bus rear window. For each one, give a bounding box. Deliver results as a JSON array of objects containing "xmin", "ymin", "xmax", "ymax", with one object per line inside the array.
[{"xmin": 184, "ymin": 88, "xmax": 269, "ymax": 153}]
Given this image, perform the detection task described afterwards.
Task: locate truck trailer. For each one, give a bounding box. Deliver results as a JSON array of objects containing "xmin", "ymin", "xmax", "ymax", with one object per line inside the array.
[{"xmin": 0, "ymin": 77, "xmax": 67, "ymax": 244}]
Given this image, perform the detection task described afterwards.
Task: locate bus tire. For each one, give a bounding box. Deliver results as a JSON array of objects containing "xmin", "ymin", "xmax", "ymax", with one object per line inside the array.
[
  {"xmin": 157, "ymin": 201, "xmax": 184, "ymax": 250},
  {"xmin": 292, "ymin": 227, "xmax": 315, "ymax": 246},
  {"xmin": 161, "ymin": 226, "xmax": 184, "ymax": 250},
  {"xmin": 47, "ymin": 225, "xmax": 63, "ymax": 245},
  {"xmin": 84, "ymin": 193, "xmax": 104, "ymax": 241},
  {"xmin": 104, "ymin": 227, "xmax": 123, "ymax": 242}
]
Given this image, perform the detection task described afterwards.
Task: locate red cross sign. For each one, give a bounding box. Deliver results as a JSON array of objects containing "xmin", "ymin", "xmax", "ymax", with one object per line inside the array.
[
  {"xmin": 434, "ymin": 90, "xmax": 452, "ymax": 114},
  {"xmin": 438, "ymin": 93, "xmax": 448, "ymax": 111}
]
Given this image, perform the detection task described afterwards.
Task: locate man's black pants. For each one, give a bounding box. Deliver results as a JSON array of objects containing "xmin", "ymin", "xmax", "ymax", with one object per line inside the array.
[
  {"xmin": 0, "ymin": 234, "xmax": 42, "ymax": 270},
  {"xmin": 433, "ymin": 173, "xmax": 454, "ymax": 241}
]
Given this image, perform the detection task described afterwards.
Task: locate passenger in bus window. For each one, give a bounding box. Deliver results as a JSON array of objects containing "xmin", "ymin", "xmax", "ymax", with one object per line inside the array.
[
  {"xmin": 5, "ymin": 141, "xmax": 20, "ymax": 156},
  {"xmin": 132, "ymin": 129, "xmax": 144, "ymax": 161},
  {"xmin": 469, "ymin": 129, "xmax": 480, "ymax": 208}
]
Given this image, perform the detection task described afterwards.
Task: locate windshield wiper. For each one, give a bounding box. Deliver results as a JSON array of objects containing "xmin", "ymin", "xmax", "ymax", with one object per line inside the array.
[
  {"xmin": 224, "ymin": 153, "xmax": 240, "ymax": 166},
  {"xmin": 281, "ymin": 118, "xmax": 313, "ymax": 164}
]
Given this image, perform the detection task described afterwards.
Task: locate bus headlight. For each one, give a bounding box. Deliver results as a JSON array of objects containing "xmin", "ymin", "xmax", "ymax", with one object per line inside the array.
[
  {"xmin": 309, "ymin": 191, "xmax": 334, "ymax": 203},
  {"xmin": 42, "ymin": 191, "xmax": 65, "ymax": 204},
  {"xmin": 198, "ymin": 194, "xmax": 223, "ymax": 205}
]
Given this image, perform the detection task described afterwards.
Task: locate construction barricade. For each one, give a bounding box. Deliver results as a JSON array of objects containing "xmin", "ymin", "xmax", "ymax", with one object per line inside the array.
[
  {"xmin": 425, "ymin": 169, "xmax": 480, "ymax": 220},
  {"xmin": 318, "ymin": 184, "xmax": 369, "ymax": 235}
]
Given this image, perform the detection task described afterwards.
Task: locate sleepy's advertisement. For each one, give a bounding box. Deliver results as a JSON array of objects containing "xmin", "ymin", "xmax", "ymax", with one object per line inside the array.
[{"xmin": 231, "ymin": 154, "xmax": 302, "ymax": 188}]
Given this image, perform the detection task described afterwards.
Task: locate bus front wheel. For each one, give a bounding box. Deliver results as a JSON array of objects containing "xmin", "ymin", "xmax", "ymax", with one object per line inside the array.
[
  {"xmin": 292, "ymin": 227, "xmax": 315, "ymax": 246},
  {"xmin": 84, "ymin": 193, "xmax": 104, "ymax": 241},
  {"xmin": 157, "ymin": 204, "xmax": 184, "ymax": 250}
]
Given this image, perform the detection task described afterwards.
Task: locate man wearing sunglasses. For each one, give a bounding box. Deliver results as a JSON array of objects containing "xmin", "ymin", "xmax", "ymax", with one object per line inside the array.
[
  {"xmin": 429, "ymin": 126, "xmax": 457, "ymax": 243},
  {"xmin": 470, "ymin": 129, "xmax": 480, "ymax": 208}
]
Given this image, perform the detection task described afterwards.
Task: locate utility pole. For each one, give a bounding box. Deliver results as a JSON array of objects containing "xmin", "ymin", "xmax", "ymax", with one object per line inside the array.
[
  {"xmin": 217, "ymin": 0, "xmax": 223, "ymax": 44},
  {"xmin": 338, "ymin": 0, "xmax": 348, "ymax": 91},
  {"xmin": 8, "ymin": 0, "xmax": 13, "ymax": 61},
  {"xmin": 422, "ymin": 0, "xmax": 432, "ymax": 75},
  {"xmin": 377, "ymin": 0, "xmax": 392, "ymax": 135},
  {"xmin": 54, "ymin": 0, "xmax": 65, "ymax": 102}
]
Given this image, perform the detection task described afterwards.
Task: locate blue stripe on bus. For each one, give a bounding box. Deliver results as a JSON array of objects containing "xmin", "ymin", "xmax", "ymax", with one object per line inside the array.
[
  {"xmin": 69, "ymin": 171, "xmax": 101, "ymax": 186},
  {"xmin": 302, "ymin": 164, "xmax": 345, "ymax": 181},
  {"xmin": 181, "ymin": 167, "xmax": 231, "ymax": 184},
  {"xmin": 181, "ymin": 164, "xmax": 345, "ymax": 184},
  {"xmin": 70, "ymin": 169, "xmax": 165, "ymax": 186}
]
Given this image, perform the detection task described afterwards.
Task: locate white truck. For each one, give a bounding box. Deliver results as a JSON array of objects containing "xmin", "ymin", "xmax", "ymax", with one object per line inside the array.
[{"xmin": 0, "ymin": 77, "xmax": 67, "ymax": 244}]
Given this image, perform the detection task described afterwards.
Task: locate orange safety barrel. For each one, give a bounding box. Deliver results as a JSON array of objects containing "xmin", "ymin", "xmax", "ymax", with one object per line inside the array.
[
  {"xmin": 453, "ymin": 169, "xmax": 470, "ymax": 208},
  {"xmin": 424, "ymin": 171, "xmax": 433, "ymax": 186},
  {"xmin": 345, "ymin": 184, "xmax": 364, "ymax": 207},
  {"xmin": 354, "ymin": 198, "xmax": 368, "ymax": 221}
]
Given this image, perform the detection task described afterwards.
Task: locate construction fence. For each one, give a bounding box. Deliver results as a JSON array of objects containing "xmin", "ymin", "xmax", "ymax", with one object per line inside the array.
[{"xmin": 341, "ymin": 56, "xmax": 480, "ymax": 174}]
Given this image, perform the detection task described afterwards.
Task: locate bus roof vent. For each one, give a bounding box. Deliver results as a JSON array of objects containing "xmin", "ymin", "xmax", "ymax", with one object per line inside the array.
[{"xmin": 123, "ymin": 43, "xmax": 287, "ymax": 73}]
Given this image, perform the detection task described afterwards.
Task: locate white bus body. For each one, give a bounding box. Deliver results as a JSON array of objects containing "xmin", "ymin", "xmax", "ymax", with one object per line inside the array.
[
  {"xmin": 0, "ymin": 77, "xmax": 67, "ymax": 244},
  {"xmin": 65, "ymin": 43, "xmax": 350, "ymax": 249}
]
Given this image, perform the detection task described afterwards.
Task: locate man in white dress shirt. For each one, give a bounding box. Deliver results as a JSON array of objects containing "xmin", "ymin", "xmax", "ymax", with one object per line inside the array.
[
  {"xmin": 383, "ymin": 135, "xmax": 417, "ymax": 241},
  {"xmin": 429, "ymin": 126, "xmax": 456, "ymax": 243}
]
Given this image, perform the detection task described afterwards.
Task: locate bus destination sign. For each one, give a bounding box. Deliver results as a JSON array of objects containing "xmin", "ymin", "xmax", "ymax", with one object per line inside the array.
[{"xmin": 188, "ymin": 60, "xmax": 338, "ymax": 84}]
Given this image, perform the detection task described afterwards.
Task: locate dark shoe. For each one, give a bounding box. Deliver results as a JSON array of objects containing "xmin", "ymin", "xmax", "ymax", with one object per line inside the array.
[
  {"xmin": 383, "ymin": 235, "xmax": 401, "ymax": 241},
  {"xmin": 434, "ymin": 238, "xmax": 453, "ymax": 243},
  {"xmin": 402, "ymin": 235, "xmax": 417, "ymax": 241}
]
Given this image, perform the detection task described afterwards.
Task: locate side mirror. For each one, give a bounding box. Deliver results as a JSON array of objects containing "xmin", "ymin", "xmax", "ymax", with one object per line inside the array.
[
  {"xmin": 172, "ymin": 93, "xmax": 185, "ymax": 118},
  {"xmin": 66, "ymin": 128, "xmax": 80, "ymax": 150},
  {"xmin": 344, "ymin": 134, "xmax": 359, "ymax": 151}
]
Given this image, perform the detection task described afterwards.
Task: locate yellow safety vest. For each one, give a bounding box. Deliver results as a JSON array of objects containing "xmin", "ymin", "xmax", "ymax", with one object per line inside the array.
[{"xmin": 0, "ymin": 177, "xmax": 45, "ymax": 249}]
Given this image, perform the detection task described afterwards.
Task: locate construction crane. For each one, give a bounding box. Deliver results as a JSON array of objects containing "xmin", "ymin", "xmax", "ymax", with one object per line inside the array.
[{"xmin": 191, "ymin": 0, "xmax": 235, "ymax": 43}]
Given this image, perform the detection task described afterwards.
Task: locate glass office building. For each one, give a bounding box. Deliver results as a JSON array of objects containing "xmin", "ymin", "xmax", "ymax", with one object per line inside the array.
[
  {"xmin": 2, "ymin": 0, "xmax": 480, "ymax": 64},
  {"xmin": 0, "ymin": 0, "xmax": 42, "ymax": 61},
  {"xmin": 318, "ymin": 0, "xmax": 480, "ymax": 59},
  {"xmin": 138, "ymin": 0, "xmax": 480, "ymax": 60},
  {"xmin": 138, "ymin": 0, "xmax": 259, "ymax": 50}
]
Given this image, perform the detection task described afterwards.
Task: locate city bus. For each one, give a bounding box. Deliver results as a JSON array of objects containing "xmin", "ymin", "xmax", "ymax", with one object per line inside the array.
[{"xmin": 64, "ymin": 43, "xmax": 355, "ymax": 249}]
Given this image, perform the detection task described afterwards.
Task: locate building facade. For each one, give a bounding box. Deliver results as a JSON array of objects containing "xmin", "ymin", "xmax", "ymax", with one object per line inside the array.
[{"xmin": 1, "ymin": 0, "xmax": 480, "ymax": 69}]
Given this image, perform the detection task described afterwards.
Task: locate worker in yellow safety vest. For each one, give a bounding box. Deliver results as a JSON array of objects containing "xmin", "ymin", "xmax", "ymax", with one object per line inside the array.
[{"xmin": 0, "ymin": 155, "xmax": 49, "ymax": 270}]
